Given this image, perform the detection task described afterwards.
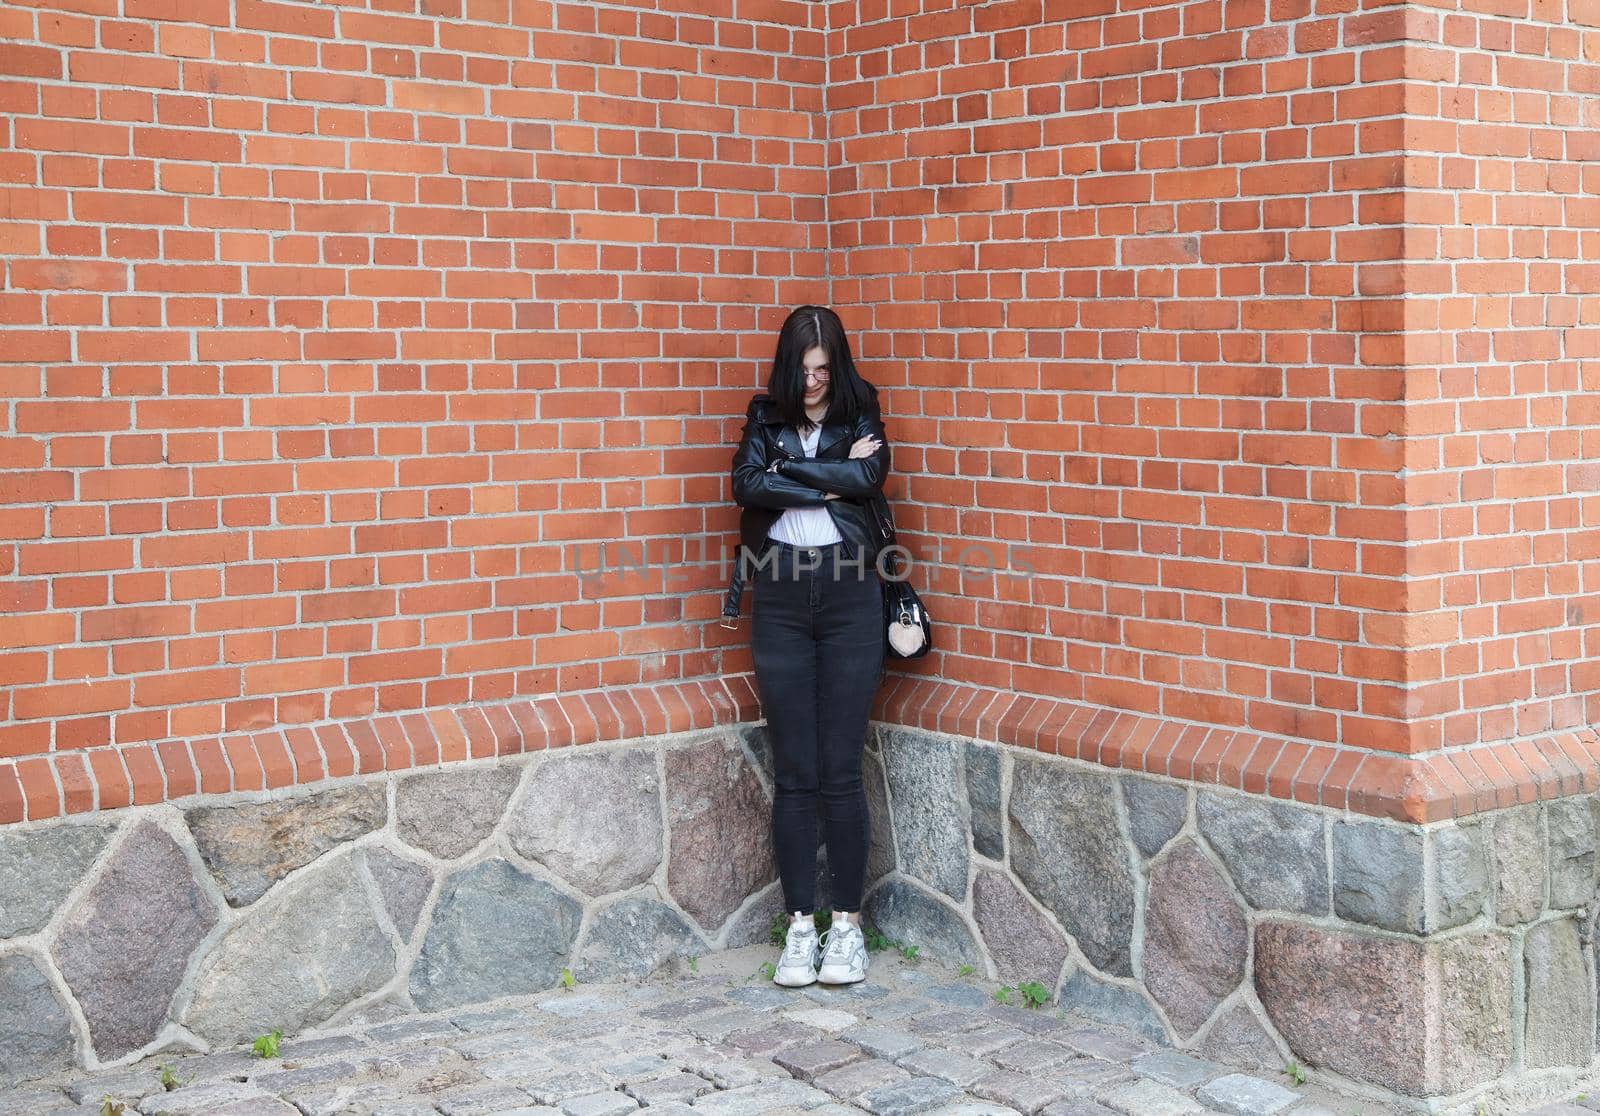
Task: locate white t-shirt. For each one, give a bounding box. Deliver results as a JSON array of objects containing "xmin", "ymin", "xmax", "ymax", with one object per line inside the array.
[{"xmin": 767, "ymin": 423, "xmax": 844, "ymax": 546}]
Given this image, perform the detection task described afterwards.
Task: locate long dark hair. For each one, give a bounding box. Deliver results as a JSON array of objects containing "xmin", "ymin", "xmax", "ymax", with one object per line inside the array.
[{"xmin": 765, "ymin": 305, "xmax": 878, "ymax": 431}]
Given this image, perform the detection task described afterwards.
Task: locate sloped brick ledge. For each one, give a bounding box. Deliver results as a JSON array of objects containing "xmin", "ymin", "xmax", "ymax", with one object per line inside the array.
[
  {"xmin": 869, "ymin": 675, "xmax": 1600, "ymax": 824},
  {"xmin": 0, "ymin": 676, "xmax": 762, "ymax": 826},
  {"xmin": 5, "ymin": 670, "xmax": 1597, "ymax": 827}
]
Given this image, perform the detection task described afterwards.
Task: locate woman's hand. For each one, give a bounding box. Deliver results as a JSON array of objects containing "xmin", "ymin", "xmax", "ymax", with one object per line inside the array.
[{"xmin": 849, "ymin": 435, "xmax": 882, "ymax": 460}]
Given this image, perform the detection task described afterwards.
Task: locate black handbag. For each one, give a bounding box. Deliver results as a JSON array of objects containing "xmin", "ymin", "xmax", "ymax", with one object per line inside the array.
[{"xmin": 865, "ymin": 493, "xmax": 932, "ymax": 660}]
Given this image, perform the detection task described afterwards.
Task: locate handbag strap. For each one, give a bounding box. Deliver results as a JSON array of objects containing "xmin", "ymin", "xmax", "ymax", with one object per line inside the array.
[{"xmin": 868, "ymin": 494, "xmax": 903, "ymax": 581}]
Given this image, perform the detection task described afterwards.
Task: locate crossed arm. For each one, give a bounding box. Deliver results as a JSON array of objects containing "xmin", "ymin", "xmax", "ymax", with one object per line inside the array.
[
  {"xmin": 777, "ymin": 414, "xmax": 889, "ymax": 498},
  {"xmin": 731, "ymin": 408, "xmax": 891, "ymax": 510},
  {"xmin": 732, "ymin": 414, "xmax": 829, "ymax": 509}
]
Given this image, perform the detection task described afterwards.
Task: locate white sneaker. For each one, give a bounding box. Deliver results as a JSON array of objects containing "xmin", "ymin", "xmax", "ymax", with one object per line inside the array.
[
  {"xmin": 817, "ymin": 919, "xmax": 869, "ymax": 985},
  {"xmin": 773, "ymin": 915, "xmax": 819, "ymax": 987}
]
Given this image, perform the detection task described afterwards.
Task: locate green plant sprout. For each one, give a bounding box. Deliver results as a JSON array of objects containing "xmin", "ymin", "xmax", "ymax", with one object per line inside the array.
[
  {"xmin": 251, "ymin": 1029, "xmax": 282, "ymax": 1059},
  {"xmin": 1016, "ymin": 981, "xmax": 1049, "ymax": 1008}
]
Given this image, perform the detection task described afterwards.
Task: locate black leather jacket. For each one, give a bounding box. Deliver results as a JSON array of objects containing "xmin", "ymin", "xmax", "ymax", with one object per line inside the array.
[{"xmin": 721, "ymin": 391, "xmax": 891, "ymax": 622}]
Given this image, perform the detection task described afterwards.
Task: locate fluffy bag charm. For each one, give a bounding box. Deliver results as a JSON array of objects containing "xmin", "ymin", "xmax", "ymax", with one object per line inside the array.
[{"xmin": 885, "ymin": 580, "xmax": 931, "ymax": 657}]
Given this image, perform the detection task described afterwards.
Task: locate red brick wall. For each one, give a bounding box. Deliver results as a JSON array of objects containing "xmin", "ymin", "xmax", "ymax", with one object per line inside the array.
[
  {"xmin": 0, "ymin": 0, "xmax": 826, "ymax": 817},
  {"xmin": 6, "ymin": 0, "xmax": 1599, "ymax": 825},
  {"xmin": 830, "ymin": 1, "xmax": 1412, "ymax": 738}
]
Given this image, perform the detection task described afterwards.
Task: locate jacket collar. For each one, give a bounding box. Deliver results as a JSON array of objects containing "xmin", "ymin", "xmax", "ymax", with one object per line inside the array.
[{"xmin": 753, "ymin": 397, "xmax": 851, "ymax": 458}]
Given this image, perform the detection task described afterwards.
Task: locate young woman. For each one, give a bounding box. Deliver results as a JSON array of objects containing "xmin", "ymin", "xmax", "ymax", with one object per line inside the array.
[{"xmin": 727, "ymin": 305, "xmax": 891, "ymax": 986}]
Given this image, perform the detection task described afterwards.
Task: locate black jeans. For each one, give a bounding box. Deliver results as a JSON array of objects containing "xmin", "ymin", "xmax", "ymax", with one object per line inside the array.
[{"xmin": 750, "ymin": 536, "xmax": 885, "ymax": 914}]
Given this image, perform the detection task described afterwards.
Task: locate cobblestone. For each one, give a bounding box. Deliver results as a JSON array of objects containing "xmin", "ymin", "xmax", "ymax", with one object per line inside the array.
[
  {"xmin": 728, "ymin": 1019, "xmax": 818, "ymax": 1056},
  {"xmin": 785, "ymin": 1007, "xmax": 861, "ymax": 1033},
  {"xmin": 478, "ymin": 1053, "xmax": 561, "ymax": 1083},
  {"xmin": 5, "ymin": 947, "xmax": 1524, "ymax": 1116},
  {"xmin": 860, "ymin": 1075, "xmax": 963, "ymax": 1115},
  {"xmin": 601, "ymin": 1054, "xmax": 676, "ymax": 1083},
  {"xmin": 1038, "ymin": 1102, "xmax": 1119, "ymax": 1116},
  {"xmin": 558, "ymin": 1090, "xmax": 640, "ymax": 1116},
  {"xmin": 773, "ymin": 1039, "xmax": 862, "ymax": 1081},
  {"xmin": 693, "ymin": 1080, "xmax": 833, "ymax": 1114},
  {"xmin": 1097, "ymin": 1077, "xmax": 1203, "ymax": 1115},
  {"xmin": 990, "ymin": 1039, "xmax": 1077, "ymax": 1074},
  {"xmin": 969, "ymin": 1069, "xmax": 1067, "ymax": 1114},
  {"xmin": 814, "ymin": 1057, "xmax": 910, "ymax": 1100},
  {"xmin": 1057, "ymin": 1029, "xmax": 1148, "ymax": 1063},
  {"xmin": 983, "ymin": 1005, "xmax": 1070, "ymax": 1036},
  {"xmin": 433, "ymin": 1083, "xmax": 541, "ymax": 1115},
  {"xmin": 909, "ymin": 1009, "xmax": 982, "ymax": 1037},
  {"xmin": 523, "ymin": 1071, "xmax": 614, "ymax": 1104},
  {"xmin": 842, "ymin": 1022, "xmax": 924, "ymax": 1060},
  {"xmin": 922, "ymin": 983, "xmax": 993, "ymax": 1010},
  {"xmin": 1129, "ymin": 1050, "xmax": 1225, "ymax": 1089},
  {"xmin": 62, "ymin": 1071, "xmax": 161, "ymax": 1104},
  {"xmin": 1194, "ymin": 1072, "xmax": 1300, "ymax": 1115},
  {"xmin": 896, "ymin": 1048, "xmax": 994, "ymax": 1088},
  {"xmin": 956, "ymin": 1024, "xmax": 1029, "ymax": 1056},
  {"xmin": 623, "ymin": 1070, "xmax": 716, "ymax": 1105},
  {"xmin": 1046, "ymin": 1058, "xmax": 1135, "ymax": 1093}
]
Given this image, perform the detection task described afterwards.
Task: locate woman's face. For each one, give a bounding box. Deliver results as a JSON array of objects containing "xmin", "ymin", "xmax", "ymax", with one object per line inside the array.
[{"xmin": 801, "ymin": 345, "xmax": 831, "ymax": 409}]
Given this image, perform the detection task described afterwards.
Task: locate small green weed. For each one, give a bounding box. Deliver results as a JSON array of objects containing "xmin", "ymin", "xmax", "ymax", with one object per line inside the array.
[
  {"xmin": 759, "ymin": 961, "xmax": 776, "ymax": 980},
  {"xmin": 559, "ymin": 968, "xmax": 576, "ymax": 991},
  {"xmin": 855, "ymin": 921, "xmax": 917, "ymax": 959},
  {"xmin": 1016, "ymin": 981, "xmax": 1050, "ymax": 1009},
  {"xmin": 156, "ymin": 1063, "xmax": 181, "ymax": 1091},
  {"xmin": 1281, "ymin": 1061, "xmax": 1306, "ymax": 1086},
  {"xmin": 99, "ymin": 1099, "xmax": 125, "ymax": 1116},
  {"xmin": 957, "ymin": 963, "xmax": 976, "ymax": 977},
  {"xmin": 251, "ymin": 1029, "xmax": 282, "ymax": 1059},
  {"xmin": 994, "ymin": 982, "xmax": 1048, "ymax": 1008},
  {"xmin": 687, "ymin": 955, "xmax": 699, "ymax": 973}
]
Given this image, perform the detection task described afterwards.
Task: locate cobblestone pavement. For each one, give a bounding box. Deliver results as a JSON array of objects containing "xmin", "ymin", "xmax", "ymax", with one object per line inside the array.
[{"xmin": 0, "ymin": 946, "xmax": 1524, "ymax": 1116}]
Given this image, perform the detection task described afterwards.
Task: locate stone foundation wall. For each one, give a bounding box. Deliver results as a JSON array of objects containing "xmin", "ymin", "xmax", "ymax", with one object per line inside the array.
[
  {"xmin": 0, "ymin": 729, "xmax": 783, "ymax": 1088},
  {"xmin": 855, "ymin": 726, "xmax": 1600, "ymax": 1115},
  {"xmin": 7, "ymin": 719, "xmax": 1597, "ymax": 1114}
]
